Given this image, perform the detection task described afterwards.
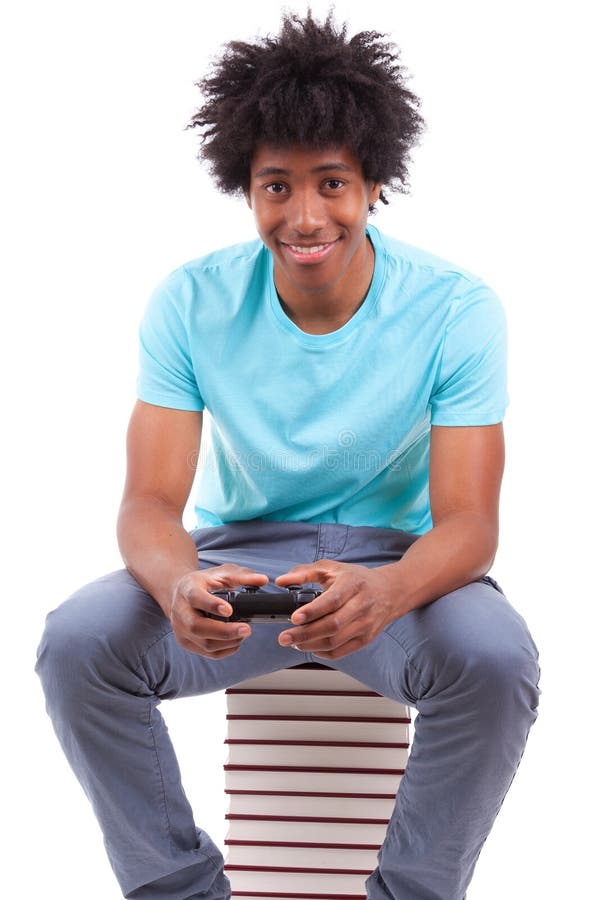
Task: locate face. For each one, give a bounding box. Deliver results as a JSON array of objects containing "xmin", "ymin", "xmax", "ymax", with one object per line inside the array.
[{"xmin": 246, "ymin": 144, "xmax": 381, "ymax": 306}]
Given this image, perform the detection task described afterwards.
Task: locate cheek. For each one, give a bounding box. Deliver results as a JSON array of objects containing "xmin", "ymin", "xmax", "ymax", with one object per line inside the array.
[
  {"xmin": 250, "ymin": 215, "xmax": 272, "ymax": 244},
  {"xmin": 252, "ymin": 205, "xmax": 279, "ymax": 235},
  {"xmin": 344, "ymin": 202, "xmax": 370, "ymax": 237},
  {"xmin": 348, "ymin": 193, "xmax": 372, "ymax": 221}
]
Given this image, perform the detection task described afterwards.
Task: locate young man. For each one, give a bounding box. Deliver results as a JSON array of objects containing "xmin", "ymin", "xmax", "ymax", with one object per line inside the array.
[{"xmin": 36, "ymin": 12, "xmax": 541, "ymax": 900}]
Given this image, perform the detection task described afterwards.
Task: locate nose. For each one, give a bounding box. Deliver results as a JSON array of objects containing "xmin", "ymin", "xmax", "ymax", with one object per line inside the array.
[{"xmin": 286, "ymin": 186, "xmax": 327, "ymax": 235}]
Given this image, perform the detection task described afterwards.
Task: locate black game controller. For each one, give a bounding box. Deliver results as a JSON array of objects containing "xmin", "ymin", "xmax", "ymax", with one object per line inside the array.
[{"xmin": 205, "ymin": 584, "xmax": 322, "ymax": 623}]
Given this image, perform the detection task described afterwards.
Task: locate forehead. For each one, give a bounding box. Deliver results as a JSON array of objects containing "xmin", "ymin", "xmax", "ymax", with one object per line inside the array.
[{"xmin": 250, "ymin": 143, "xmax": 364, "ymax": 178}]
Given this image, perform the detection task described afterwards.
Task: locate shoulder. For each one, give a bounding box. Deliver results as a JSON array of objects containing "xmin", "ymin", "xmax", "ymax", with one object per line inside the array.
[
  {"xmin": 368, "ymin": 224, "xmax": 486, "ymax": 290},
  {"xmin": 145, "ymin": 236, "xmax": 267, "ymax": 318},
  {"xmin": 368, "ymin": 225, "xmax": 503, "ymax": 325},
  {"xmin": 179, "ymin": 236, "xmax": 265, "ymax": 285},
  {"xmin": 151, "ymin": 236, "xmax": 265, "ymax": 293},
  {"xmin": 368, "ymin": 224, "xmax": 480, "ymax": 281}
]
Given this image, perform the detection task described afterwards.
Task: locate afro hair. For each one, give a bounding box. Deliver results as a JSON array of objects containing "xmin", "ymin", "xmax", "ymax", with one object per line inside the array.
[{"xmin": 186, "ymin": 8, "xmax": 425, "ymax": 204}]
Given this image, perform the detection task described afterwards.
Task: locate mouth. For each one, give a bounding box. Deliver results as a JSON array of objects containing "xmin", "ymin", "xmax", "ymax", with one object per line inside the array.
[{"xmin": 280, "ymin": 239, "xmax": 339, "ymax": 264}]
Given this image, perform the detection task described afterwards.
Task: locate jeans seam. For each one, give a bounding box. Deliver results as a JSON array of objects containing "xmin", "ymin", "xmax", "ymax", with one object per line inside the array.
[
  {"xmin": 314, "ymin": 523, "xmax": 324, "ymax": 561},
  {"xmin": 127, "ymin": 631, "xmax": 178, "ymax": 852},
  {"xmin": 332, "ymin": 525, "xmax": 349, "ymax": 557},
  {"xmin": 135, "ymin": 632, "xmax": 228, "ymax": 868},
  {"xmin": 133, "ymin": 627, "xmax": 175, "ymax": 683},
  {"xmin": 381, "ymin": 624, "xmax": 429, "ymax": 698},
  {"xmin": 146, "ymin": 697, "xmax": 175, "ymax": 853}
]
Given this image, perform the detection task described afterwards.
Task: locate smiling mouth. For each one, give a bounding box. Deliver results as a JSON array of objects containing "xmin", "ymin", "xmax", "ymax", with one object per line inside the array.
[
  {"xmin": 287, "ymin": 243, "xmax": 331, "ymax": 255},
  {"xmin": 281, "ymin": 239, "xmax": 339, "ymax": 262}
]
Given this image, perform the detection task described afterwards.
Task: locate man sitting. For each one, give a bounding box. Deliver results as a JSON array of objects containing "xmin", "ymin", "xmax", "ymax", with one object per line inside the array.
[{"xmin": 36, "ymin": 11, "xmax": 540, "ymax": 900}]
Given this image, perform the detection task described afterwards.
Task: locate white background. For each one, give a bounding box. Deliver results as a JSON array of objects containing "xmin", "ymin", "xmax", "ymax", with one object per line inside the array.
[{"xmin": 3, "ymin": 1, "xmax": 598, "ymax": 897}]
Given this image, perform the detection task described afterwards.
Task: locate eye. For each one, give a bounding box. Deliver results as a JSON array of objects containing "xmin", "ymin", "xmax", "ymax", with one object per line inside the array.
[
  {"xmin": 265, "ymin": 182, "xmax": 288, "ymax": 195},
  {"xmin": 324, "ymin": 179, "xmax": 345, "ymax": 190}
]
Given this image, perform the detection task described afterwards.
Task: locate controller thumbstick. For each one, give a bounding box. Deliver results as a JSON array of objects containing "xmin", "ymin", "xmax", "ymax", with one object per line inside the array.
[
  {"xmin": 287, "ymin": 584, "xmax": 302, "ymax": 592},
  {"xmin": 243, "ymin": 585, "xmax": 259, "ymax": 592}
]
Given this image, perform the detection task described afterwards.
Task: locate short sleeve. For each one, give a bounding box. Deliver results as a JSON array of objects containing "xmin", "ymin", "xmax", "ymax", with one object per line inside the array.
[
  {"xmin": 136, "ymin": 269, "xmax": 205, "ymax": 411},
  {"xmin": 429, "ymin": 282, "xmax": 509, "ymax": 426}
]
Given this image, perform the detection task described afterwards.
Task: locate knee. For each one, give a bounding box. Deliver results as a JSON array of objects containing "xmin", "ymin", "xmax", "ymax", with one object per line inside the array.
[
  {"xmin": 35, "ymin": 579, "xmax": 122, "ymax": 697},
  {"xmin": 465, "ymin": 593, "xmax": 540, "ymax": 706},
  {"xmin": 417, "ymin": 586, "xmax": 541, "ymax": 713},
  {"xmin": 464, "ymin": 630, "xmax": 541, "ymax": 714},
  {"xmin": 35, "ymin": 596, "xmax": 103, "ymax": 717},
  {"xmin": 466, "ymin": 639, "xmax": 541, "ymax": 749},
  {"xmin": 35, "ymin": 570, "xmax": 167, "ymax": 711},
  {"xmin": 456, "ymin": 615, "xmax": 542, "ymax": 765}
]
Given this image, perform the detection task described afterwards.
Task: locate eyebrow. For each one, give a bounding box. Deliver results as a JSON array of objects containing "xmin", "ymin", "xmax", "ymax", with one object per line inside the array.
[{"xmin": 253, "ymin": 162, "xmax": 354, "ymax": 178}]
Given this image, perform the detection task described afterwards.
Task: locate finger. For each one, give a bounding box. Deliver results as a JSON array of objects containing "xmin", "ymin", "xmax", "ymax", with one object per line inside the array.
[
  {"xmin": 209, "ymin": 565, "xmax": 270, "ymax": 590},
  {"xmin": 283, "ymin": 628, "xmax": 343, "ymax": 654},
  {"xmin": 185, "ymin": 636, "xmax": 246, "ymax": 654},
  {"xmin": 201, "ymin": 632, "xmax": 250, "ymax": 652},
  {"xmin": 178, "ymin": 636, "xmax": 246, "ymax": 659},
  {"xmin": 180, "ymin": 624, "xmax": 251, "ymax": 655},
  {"xmin": 280, "ymin": 595, "xmax": 365, "ymax": 647},
  {"xmin": 188, "ymin": 616, "xmax": 252, "ymax": 643},
  {"xmin": 185, "ymin": 607, "xmax": 252, "ymax": 642},
  {"xmin": 288, "ymin": 619, "xmax": 366, "ymax": 656},
  {"xmin": 279, "ymin": 620, "xmax": 337, "ymax": 648},
  {"xmin": 274, "ymin": 560, "xmax": 335, "ymax": 588},
  {"xmin": 183, "ymin": 569, "xmax": 269, "ymax": 616},
  {"xmin": 279, "ymin": 612, "xmax": 341, "ymax": 648},
  {"xmin": 289, "ymin": 587, "xmax": 345, "ymax": 625},
  {"xmin": 174, "ymin": 586, "xmax": 232, "ymax": 620}
]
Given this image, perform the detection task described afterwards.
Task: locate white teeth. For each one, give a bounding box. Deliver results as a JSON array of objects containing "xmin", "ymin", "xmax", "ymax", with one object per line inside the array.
[{"xmin": 289, "ymin": 244, "xmax": 329, "ymax": 254}]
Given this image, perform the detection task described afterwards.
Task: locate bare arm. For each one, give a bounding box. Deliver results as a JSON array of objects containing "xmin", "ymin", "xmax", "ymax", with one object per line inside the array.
[
  {"xmin": 117, "ymin": 400, "xmax": 203, "ymax": 616},
  {"xmin": 374, "ymin": 422, "xmax": 505, "ymax": 613},
  {"xmin": 117, "ymin": 400, "xmax": 267, "ymax": 656}
]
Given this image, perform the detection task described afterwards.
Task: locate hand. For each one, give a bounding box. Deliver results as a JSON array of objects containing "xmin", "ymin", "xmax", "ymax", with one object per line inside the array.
[
  {"xmin": 274, "ymin": 560, "xmax": 398, "ymax": 660},
  {"xmin": 170, "ymin": 564, "xmax": 268, "ymax": 658}
]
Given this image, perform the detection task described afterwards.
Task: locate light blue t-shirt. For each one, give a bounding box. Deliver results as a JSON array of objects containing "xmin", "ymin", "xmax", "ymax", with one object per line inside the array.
[{"xmin": 137, "ymin": 224, "xmax": 508, "ymax": 534}]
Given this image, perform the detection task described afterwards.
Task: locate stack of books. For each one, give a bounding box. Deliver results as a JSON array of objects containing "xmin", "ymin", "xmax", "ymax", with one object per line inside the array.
[{"xmin": 223, "ymin": 662, "xmax": 411, "ymax": 899}]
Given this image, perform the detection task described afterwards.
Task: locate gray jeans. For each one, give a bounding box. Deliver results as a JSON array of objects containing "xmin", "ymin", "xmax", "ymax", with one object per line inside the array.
[{"xmin": 35, "ymin": 521, "xmax": 541, "ymax": 899}]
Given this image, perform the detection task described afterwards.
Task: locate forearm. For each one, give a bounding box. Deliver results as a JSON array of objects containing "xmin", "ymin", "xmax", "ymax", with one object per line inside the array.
[
  {"xmin": 377, "ymin": 512, "xmax": 498, "ymax": 618},
  {"xmin": 117, "ymin": 496, "xmax": 199, "ymax": 618}
]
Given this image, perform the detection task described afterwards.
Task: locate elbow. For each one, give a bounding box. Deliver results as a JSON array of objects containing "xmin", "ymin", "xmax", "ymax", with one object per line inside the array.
[
  {"xmin": 442, "ymin": 510, "xmax": 499, "ymax": 576},
  {"xmin": 474, "ymin": 514, "xmax": 499, "ymax": 575}
]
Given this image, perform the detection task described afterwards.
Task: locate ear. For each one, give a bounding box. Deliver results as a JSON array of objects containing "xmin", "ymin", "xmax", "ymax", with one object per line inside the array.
[
  {"xmin": 244, "ymin": 190, "xmax": 252, "ymax": 210},
  {"xmin": 368, "ymin": 181, "xmax": 382, "ymax": 207}
]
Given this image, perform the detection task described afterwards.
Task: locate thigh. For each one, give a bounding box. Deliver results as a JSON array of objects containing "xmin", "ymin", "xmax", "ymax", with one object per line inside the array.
[
  {"xmin": 38, "ymin": 521, "xmax": 327, "ymax": 701},
  {"xmin": 323, "ymin": 577, "xmax": 540, "ymax": 711},
  {"xmin": 318, "ymin": 523, "xmax": 540, "ymax": 706}
]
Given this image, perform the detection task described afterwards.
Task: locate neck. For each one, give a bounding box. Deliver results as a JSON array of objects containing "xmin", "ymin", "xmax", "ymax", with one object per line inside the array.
[{"xmin": 274, "ymin": 235, "xmax": 375, "ymax": 335}]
